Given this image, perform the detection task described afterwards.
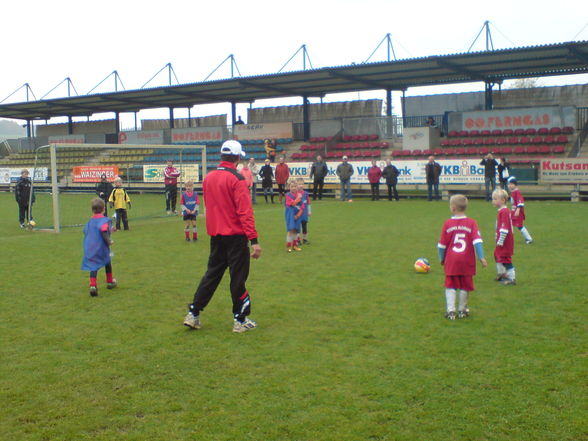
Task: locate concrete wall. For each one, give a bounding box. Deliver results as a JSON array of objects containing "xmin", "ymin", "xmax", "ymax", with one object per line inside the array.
[
  {"xmin": 142, "ymin": 115, "xmax": 227, "ymax": 129},
  {"xmin": 404, "ymin": 84, "xmax": 588, "ymax": 116},
  {"xmin": 36, "ymin": 119, "xmax": 117, "ymax": 136},
  {"xmin": 248, "ymin": 100, "xmax": 383, "ymax": 123}
]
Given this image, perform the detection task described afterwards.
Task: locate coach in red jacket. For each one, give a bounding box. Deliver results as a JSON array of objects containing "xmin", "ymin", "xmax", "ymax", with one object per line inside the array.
[
  {"xmin": 183, "ymin": 140, "xmax": 262, "ymax": 333},
  {"xmin": 164, "ymin": 160, "xmax": 181, "ymax": 214},
  {"xmin": 367, "ymin": 160, "xmax": 383, "ymax": 201}
]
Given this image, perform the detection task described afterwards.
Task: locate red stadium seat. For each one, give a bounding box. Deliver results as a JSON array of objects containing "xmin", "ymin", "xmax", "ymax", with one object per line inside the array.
[
  {"xmin": 527, "ymin": 145, "xmax": 538, "ymax": 154},
  {"xmin": 481, "ymin": 130, "xmax": 491, "ymax": 136},
  {"xmin": 466, "ymin": 147, "xmax": 477, "ymax": 155},
  {"xmin": 525, "ymin": 128, "xmax": 537, "ymax": 135},
  {"xmin": 562, "ymin": 126, "xmax": 574, "ymax": 134},
  {"xmin": 440, "ymin": 139, "xmax": 450, "ymax": 147},
  {"xmin": 552, "ymin": 145, "xmax": 565, "ymax": 154},
  {"xmin": 502, "ymin": 129, "xmax": 514, "ymax": 136},
  {"xmin": 472, "ymin": 138, "xmax": 484, "ymax": 146},
  {"xmin": 445, "ymin": 148, "xmax": 456, "ymax": 155},
  {"xmin": 549, "ymin": 127, "xmax": 562, "ymax": 135},
  {"xmin": 544, "ymin": 135, "xmax": 555, "ymax": 144},
  {"xmin": 392, "ymin": 149, "xmax": 403, "ymax": 157},
  {"xmin": 449, "ymin": 139, "xmax": 461, "ymax": 147},
  {"xmin": 448, "ymin": 130, "xmax": 459, "ymax": 137},
  {"xmin": 309, "ymin": 137, "xmax": 318, "ymax": 143},
  {"xmin": 496, "ymin": 137, "xmax": 507, "ymax": 145},
  {"xmin": 483, "ymin": 138, "xmax": 495, "ymax": 145},
  {"xmin": 423, "ymin": 149, "xmax": 433, "ymax": 156},
  {"xmin": 508, "ymin": 136, "xmax": 519, "ymax": 144},
  {"xmin": 462, "ymin": 138, "xmax": 473, "ymax": 146},
  {"xmin": 537, "ymin": 127, "xmax": 549, "ymax": 135},
  {"xmin": 412, "ymin": 149, "xmax": 422, "ymax": 156},
  {"xmin": 479, "ymin": 147, "xmax": 489, "ymax": 155},
  {"xmin": 514, "ymin": 146, "xmax": 526, "ymax": 154},
  {"xmin": 433, "ymin": 148, "xmax": 444, "ymax": 156},
  {"xmin": 500, "ymin": 146, "xmax": 513, "ymax": 154},
  {"xmin": 342, "ymin": 135, "xmax": 352, "ymax": 142},
  {"xmin": 519, "ymin": 136, "xmax": 531, "ymax": 144},
  {"xmin": 458, "ymin": 130, "xmax": 468, "ymax": 137},
  {"xmin": 514, "ymin": 128, "xmax": 525, "ymax": 136},
  {"xmin": 454, "ymin": 147, "xmax": 466, "ymax": 155},
  {"xmin": 369, "ymin": 134, "xmax": 379, "ymax": 141},
  {"xmin": 538, "ymin": 145, "xmax": 550, "ymax": 154},
  {"xmin": 469, "ymin": 130, "xmax": 480, "ymax": 137},
  {"xmin": 531, "ymin": 136, "xmax": 542, "ymax": 144},
  {"xmin": 556, "ymin": 135, "xmax": 569, "ymax": 143},
  {"xmin": 491, "ymin": 129, "xmax": 502, "ymax": 136}
]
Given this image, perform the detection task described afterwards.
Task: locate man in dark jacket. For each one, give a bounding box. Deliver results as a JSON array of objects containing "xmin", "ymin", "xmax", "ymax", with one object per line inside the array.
[
  {"xmin": 425, "ymin": 156, "xmax": 442, "ymax": 201},
  {"xmin": 259, "ymin": 158, "xmax": 275, "ymax": 204},
  {"xmin": 15, "ymin": 169, "xmax": 35, "ymax": 227},
  {"xmin": 336, "ymin": 156, "xmax": 354, "ymax": 202},
  {"xmin": 95, "ymin": 174, "xmax": 114, "ymax": 216},
  {"xmin": 480, "ymin": 153, "xmax": 499, "ymax": 200},
  {"xmin": 183, "ymin": 140, "xmax": 262, "ymax": 333},
  {"xmin": 382, "ymin": 159, "xmax": 400, "ymax": 201},
  {"xmin": 310, "ymin": 155, "xmax": 329, "ymax": 200}
]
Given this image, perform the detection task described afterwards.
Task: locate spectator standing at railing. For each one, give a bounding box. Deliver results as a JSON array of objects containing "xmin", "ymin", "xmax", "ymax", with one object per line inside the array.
[
  {"xmin": 382, "ymin": 159, "xmax": 400, "ymax": 201},
  {"xmin": 275, "ymin": 156, "xmax": 290, "ymax": 203},
  {"xmin": 248, "ymin": 158, "xmax": 259, "ymax": 204},
  {"xmin": 310, "ymin": 155, "xmax": 329, "ymax": 200},
  {"xmin": 425, "ymin": 155, "xmax": 442, "ymax": 201},
  {"xmin": 480, "ymin": 153, "xmax": 499, "ymax": 201},
  {"xmin": 336, "ymin": 155, "xmax": 354, "ymax": 202},
  {"xmin": 497, "ymin": 157, "xmax": 510, "ymax": 189},
  {"xmin": 164, "ymin": 160, "xmax": 181, "ymax": 214},
  {"xmin": 367, "ymin": 160, "xmax": 383, "ymax": 201}
]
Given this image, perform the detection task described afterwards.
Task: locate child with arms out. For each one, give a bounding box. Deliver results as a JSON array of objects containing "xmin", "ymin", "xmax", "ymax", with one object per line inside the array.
[
  {"xmin": 438, "ymin": 194, "xmax": 487, "ymax": 320},
  {"xmin": 492, "ymin": 189, "xmax": 516, "ymax": 285},
  {"xmin": 81, "ymin": 198, "xmax": 117, "ymax": 297},
  {"xmin": 181, "ymin": 180, "xmax": 200, "ymax": 242}
]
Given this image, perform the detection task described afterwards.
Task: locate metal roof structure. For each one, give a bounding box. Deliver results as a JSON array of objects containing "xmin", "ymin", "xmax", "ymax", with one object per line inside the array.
[{"xmin": 1, "ymin": 40, "xmax": 588, "ymax": 121}]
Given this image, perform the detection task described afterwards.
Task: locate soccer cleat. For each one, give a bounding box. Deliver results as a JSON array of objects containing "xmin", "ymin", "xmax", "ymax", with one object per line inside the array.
[
  {"xmin": 525, "ymin": 240, "xmax": 534, "ymax": 245},
  {"xmin": 287, "ymin": 247, "xmax": 292, "ymax": 253},
  {"xmin": 233, "ymin": 317, "xmax": 257, "ymax": 333},
  {"xmin": 302, "ymin": 239, "xmax": 310, "ymax": 245},
  {"xmin": 183, "ymin": 312, "xmax": 201, "ymax": 329},
  {"xmin": 89, "ymin": 286, "xmax": 98, "ymax": 297},
  {"xmin": 457, "ymin": 310, "xmax": 470, "ymax": 319},
  {"xmin": 186, "ymin": 237, "xmax": 191, "ymax": 242},
  {"xmin": 20, "ymin": 223, "xmax": 25, "ymax": 228},
  {"xmin": 495, "ymin": 273, "xmax": 507, "ymax": 282},
  {"xmin": 445, "ymin": 311, "xmax": 456, "ymax": 320},
  {"xmin": 292, "ymin": 245, "xmax": 302, "ymax": 252},
  {"xmin": 107, "ymin": 279, "xmax": 117, "ymax": 289},
  {"xmin": 501, "ymin": 279, "xmax": 517, "ymax": 286}
]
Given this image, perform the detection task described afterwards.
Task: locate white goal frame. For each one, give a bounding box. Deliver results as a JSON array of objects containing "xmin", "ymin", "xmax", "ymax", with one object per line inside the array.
[{"xmin": 31, "ymin": 143, "xmax": 207, "ymax": 233}]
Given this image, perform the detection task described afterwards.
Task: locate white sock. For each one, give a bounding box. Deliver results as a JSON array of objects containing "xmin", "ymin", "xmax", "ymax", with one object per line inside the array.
[
  {"xmin": 496, "ymin": 263, "xmax": 506, "ymax": 275},
  {"xmin": 520, "ymin": 227, "xmax": 533, "ymax": 242},
  {"xmin": 445, "ymin": 289, "xmax": 456, "ymax": 313},
  {"xmin": 507, "ymin": 267, "xmax": 516, "ymax": 281},
  {"xmin": 458, "ymin": 290, "xmax": 469, "ymax": 312}
]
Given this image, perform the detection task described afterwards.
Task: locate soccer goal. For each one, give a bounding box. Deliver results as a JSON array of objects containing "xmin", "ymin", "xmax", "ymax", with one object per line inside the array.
[{"xmin": 29, "ymin": 143, "xmax": 208, "ymax": 232}]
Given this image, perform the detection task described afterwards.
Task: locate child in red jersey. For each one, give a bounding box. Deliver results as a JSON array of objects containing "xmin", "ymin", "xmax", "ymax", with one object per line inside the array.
[
  {"xmin": 180, "ymin": 180, "xmax": 200, "ymax": 242},
  {"xmin": 492, "ymin": 189, "xmax": 516, "ymax": 285},
  {"xmin": 284, "ymin": 180, "xmax": 304, "ymax": 252},
  {"xmin": 438, "ymin": 194, "xmax": 487, "ymax": 320},
  {"xmin": 507, "ymin": 176, "xmax": 534, "ymax": 244}
]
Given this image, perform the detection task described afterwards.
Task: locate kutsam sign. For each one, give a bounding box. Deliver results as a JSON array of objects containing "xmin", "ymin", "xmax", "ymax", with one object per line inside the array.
[
  {"xmin": 461, "ymin": 107, "xmax": 572, "ymax": 131},
  {"xmin": 72, "ymin": 166, "xmax": 119, "ymax": 183},
  {"xmin": 540, "ymin": 159, "xmax": 588, "ymax": 183}
]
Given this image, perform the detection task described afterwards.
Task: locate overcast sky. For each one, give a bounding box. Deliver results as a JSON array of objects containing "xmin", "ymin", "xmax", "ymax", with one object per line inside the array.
[{"xmin": 2, "ymin": 0, "xmax": 587, "ymax": 128}]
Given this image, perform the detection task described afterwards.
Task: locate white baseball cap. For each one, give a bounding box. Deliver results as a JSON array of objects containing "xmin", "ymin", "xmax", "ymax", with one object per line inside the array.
[{"xmin": 221, "ymin": 140, "xmax": 246, "ymax": 157}]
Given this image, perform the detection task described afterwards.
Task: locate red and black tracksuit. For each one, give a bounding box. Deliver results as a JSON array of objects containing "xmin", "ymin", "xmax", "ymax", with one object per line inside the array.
[
  {"xmin": 164, "ymin": 166, "xmax": 181, "ymax": 211},
  {"xmin": 189, "ymin": 161, "xmax": 259, "ymax": 322}
]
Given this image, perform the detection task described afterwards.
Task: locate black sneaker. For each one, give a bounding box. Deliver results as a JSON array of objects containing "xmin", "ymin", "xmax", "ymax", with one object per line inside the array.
[
  {"xmin": 445, "ymin": 311, "xmax": 456, "ymax": 320},
  {"xmin": 457, "ymin": 310, "xmax": 469, "ymax": 319},
  {"xmin": 186, "ymin": 237, "xmax": 191, "ymax": 242},
  {"xmin": 302, "ymin": 239, "xmax": 310, "ymax": 245}
]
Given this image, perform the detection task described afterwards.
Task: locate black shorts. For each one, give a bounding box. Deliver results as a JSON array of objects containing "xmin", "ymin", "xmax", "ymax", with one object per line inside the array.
[{"xmin": 183, "ymin": 214, "xmax": 197, "ymax": 221}]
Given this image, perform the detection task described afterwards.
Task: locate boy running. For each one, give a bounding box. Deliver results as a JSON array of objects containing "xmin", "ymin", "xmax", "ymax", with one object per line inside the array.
[{"xmin": 507, "ymin": 177, "xmax": 534, "ymax": 244}]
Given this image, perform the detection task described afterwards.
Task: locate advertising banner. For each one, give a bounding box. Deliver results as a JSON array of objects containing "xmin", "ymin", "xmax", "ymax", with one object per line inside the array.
[
  {"xmin": 287, "ymin": 159, "xmax": 487, "ymax": 185},
  {"xmin": 119, "ymin": 130, "xmax": 164, "ymax": 145},
  {"xmin": 458, "ymin": 106, "xmax": 574, "ymax": 131},
  {"xmin": 2, "ymin": 167, "xmax": 49, "ymax": 183},
  {"xmin": 49, "ymin": 134, "xmax": 86, "ymax": 144},
  {"xmin": 234, "ymin": 122, "xmax": 293, "ymax": 140},
  {"xmin": 0, "ymin": 168, "xmax": 10, "ymax": 184},
  {"xmin": 143, "ymin": 164, "xmax": 200, "ymax": 183},
  {"xmin": 171, "ymin": 127, "xmax": 223, "ymax": 144},
  {"xmin": 539, "ymin": 158, "xmax": 588, "ymax": 183},
  {"xmin": 72, "ymin": 166, "xmax": 119, "ymax": 183}
]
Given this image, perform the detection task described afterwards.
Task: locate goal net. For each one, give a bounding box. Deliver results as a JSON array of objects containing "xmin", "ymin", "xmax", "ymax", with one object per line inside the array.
[{"xmin": 29, "ymin": 143, "xmax": 208, "ymax": 232}]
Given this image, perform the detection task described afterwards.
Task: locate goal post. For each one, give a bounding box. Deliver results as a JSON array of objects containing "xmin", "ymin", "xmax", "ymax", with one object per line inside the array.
[{"xmin": 30, "ymin": 143, "xmax": 208, "ymax": 233}]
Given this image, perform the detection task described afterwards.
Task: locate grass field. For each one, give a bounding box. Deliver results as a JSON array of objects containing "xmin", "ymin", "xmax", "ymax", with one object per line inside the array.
[{"xmin": 1, "ymin": 191, "xmax": 587, "ymax": 441}]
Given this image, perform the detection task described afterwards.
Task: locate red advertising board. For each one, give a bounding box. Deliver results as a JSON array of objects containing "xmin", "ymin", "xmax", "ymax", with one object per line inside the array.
[{"xmin": 72, "ymin": 166, "xmax": 119, "ymax": 183}]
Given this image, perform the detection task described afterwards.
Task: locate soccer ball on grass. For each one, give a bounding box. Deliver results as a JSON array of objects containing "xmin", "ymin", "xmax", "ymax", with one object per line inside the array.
[{"xmin": 414, "ymin": 257, "xmax": 431, "ymax": 273}]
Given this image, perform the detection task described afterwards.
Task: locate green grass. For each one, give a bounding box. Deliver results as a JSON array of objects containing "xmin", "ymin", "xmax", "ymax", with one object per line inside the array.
[{"xmin": 0, "ymin": 192, "xmax": 587, "ymax": 441}]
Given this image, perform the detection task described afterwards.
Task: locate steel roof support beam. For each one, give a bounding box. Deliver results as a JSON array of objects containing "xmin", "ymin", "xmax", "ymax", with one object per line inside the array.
[
  {"xmin": 436, "ymin": 59, "xmax": 485, "ymax": 82},
  {"xmin": 327, "ymin": 70, "xmax": 392, "ymax": 90}
]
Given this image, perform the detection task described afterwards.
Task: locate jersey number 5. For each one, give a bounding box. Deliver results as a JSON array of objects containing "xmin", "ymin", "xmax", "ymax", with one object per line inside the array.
[{"xmin": 452, "ymin": 233, "xmax": 467, "ymax": 253}]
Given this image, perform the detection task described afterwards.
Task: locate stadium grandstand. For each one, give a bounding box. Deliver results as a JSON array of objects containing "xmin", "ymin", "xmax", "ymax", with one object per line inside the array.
[{"xmin": 1, "ymin": 40, "xmax": 587, "ymax": 199}]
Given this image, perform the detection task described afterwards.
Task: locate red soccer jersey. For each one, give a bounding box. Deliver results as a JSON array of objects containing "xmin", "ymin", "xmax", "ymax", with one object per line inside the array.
[
  {"xmin": 438, "ymin": 216, "xmax": 483, "ymax": 276},
  {"xmin": 494, "ymin": 206, "xmax": 514, "ymax": 263},
  {"xmin": 510, "ymin": 188, "xmax": 526, "ymax": 227}
]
